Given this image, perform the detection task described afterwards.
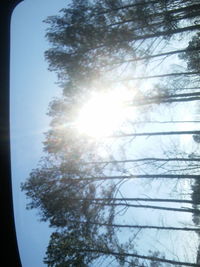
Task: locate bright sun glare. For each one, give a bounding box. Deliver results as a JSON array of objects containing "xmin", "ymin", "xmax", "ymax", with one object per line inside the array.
[{"xmin": 76, "ymin": 89, "xmax": 134, "ymax": 138}]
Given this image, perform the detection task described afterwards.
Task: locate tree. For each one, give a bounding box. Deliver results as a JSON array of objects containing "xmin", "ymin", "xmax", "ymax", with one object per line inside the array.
[
  {"xmin": 180, "ymin": 32, "xmax": 200, "ymax": 73},
  {"xmin": 44, "ymin": 0, "xmax": 200, "ymax": 96}
]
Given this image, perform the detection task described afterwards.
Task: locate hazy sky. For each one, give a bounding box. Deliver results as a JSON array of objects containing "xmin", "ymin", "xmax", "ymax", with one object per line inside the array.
[{"xmin": 10, "ymin": 1, "xmax": 69, "ymax": 266}]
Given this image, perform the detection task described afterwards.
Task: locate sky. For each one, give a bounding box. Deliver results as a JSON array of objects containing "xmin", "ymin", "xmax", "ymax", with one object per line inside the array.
[
  {"xmin": 10, "ymin": 1, "xmax": 69, "ymax": 266},
  {"xmin": 10, "ymin": 1, "xmax": 200, "ymax": 266}
]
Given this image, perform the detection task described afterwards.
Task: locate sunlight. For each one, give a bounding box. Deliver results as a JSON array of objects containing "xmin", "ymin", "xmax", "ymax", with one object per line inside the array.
[{"xmin": 76, "ymin": 88, "xmax": 134, "ymax": 138}]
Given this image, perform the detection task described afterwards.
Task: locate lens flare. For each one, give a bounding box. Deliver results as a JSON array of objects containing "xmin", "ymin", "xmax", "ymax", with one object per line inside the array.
[{"xmin": 76, "ymin": 89, "xmax": 134, "ymax": 138}]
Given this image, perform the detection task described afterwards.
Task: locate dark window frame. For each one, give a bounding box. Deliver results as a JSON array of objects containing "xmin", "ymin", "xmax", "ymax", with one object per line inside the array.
[{"xmin": 0, "ymin": 1, "xmax": 23, "ymax": 266}]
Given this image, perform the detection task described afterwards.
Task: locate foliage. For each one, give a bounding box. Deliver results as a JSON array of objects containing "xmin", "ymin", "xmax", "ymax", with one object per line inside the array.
[
  {"xmin": 44, "ymin": 0, "xmax": 194, "ymax": 97},
  {"xmin": 44, "ymin": 230, "xmax": 102, "ymax": 267},
  {"xmin": 180, "ymin": 32, "xmax": 200, "ymax": 72}
]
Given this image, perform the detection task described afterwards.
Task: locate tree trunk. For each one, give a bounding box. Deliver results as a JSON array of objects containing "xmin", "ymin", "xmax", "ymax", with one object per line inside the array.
[
  {"xmin": 73, "ymin": 173, "xmax": 200, "ymax": 182},
  {"xmin": 91, "ymin": 202, "xmax": 200, "ymax": 214},
  {"xmin": 97, "ymin": 0, "xmax": 193, "ymax": 15},
  {"xmin": 68, "ymin": 219, "xmax": 199, "ymax": 232},
  {"xmin": 80, "ymin": 248, "xmax": 199, "ymax": 266},
  {"xmin": 70, "ymin": 197, "xmax": 195, "ymax": 204},
  {"xmin": 111, "ymin": 130, "xmax": 200, "ymax": 138},
  {"xmin": 119, "ymin": 71, "xmax": 200, "ymax": 82},
  {"xmin": 108, "ymin": 46, "xmax": 200, "ymax": 65},
  {"xmin": 109, "ymin": 4, "xmax": 200, "ymax": 27},
  {"xmin": 85, "ymin": 157, "xmax": 200, "ymax": 165}
]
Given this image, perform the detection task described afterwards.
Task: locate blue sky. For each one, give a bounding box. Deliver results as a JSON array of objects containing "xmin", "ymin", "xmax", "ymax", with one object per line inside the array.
[{"xmin": 10, "ymin": 1, "xmax": 69, "ymax": 266}]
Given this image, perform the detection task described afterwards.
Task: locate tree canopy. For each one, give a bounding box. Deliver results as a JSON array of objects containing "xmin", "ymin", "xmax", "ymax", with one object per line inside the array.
[{"xmin": 22, "ymin": 0, "xmax": 200, "ymax": 266}]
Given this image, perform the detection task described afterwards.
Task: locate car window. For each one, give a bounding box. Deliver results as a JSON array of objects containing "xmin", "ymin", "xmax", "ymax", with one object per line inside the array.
[{"xmin": 11, "ymin": 1, "xmax": 200, "ymax": 266}]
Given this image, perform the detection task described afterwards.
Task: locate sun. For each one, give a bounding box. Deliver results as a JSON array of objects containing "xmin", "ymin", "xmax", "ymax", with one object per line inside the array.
[{"xmin": 76, "ymin": 88, "xmax": 134, "ymax": 138}]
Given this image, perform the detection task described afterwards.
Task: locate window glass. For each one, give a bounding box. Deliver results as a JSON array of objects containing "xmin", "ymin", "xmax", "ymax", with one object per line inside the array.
[{"xmin": 11, "ymin": 1, "xmax": 200, "ymax": 266}]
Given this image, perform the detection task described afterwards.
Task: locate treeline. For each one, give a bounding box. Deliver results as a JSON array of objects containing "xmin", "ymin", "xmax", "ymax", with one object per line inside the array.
[{"xmin": 22, "ymin": 0, "xmax": 200, "ymax": 266}]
